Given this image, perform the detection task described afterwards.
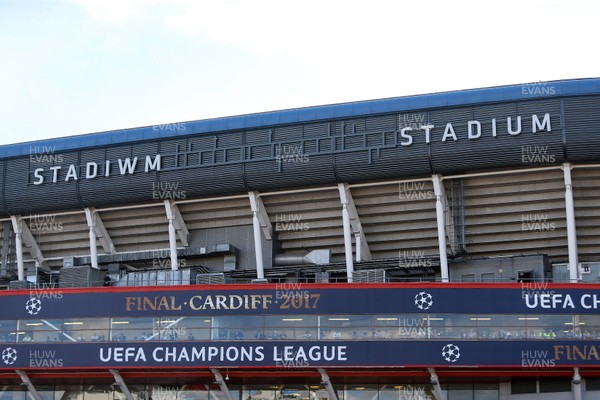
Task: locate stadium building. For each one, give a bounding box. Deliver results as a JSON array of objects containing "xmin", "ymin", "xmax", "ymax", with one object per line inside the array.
[{"xmin": 0, "ymin": 78, "xmax": 600, "ymax": 400}]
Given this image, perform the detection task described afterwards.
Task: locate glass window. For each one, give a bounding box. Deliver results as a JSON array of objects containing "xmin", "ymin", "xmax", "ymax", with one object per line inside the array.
[
  {"xmin": 19, "ymin": 319, "xmax": 62, "ymax": 342},
  {"xmin": 473, "ymin": 383, "xmax": 499, "ymax": 400},
  {"xmin": 344, "ymin": 385, "xmax": 378, "ymax": 400},
  {"xmin": 321, "ymin": 316, "xmax": 370, "ymax": 340},
  {"xmin": 213, "ymin": 316, "xmax": 263, "ymax": 340},
  {"xmin": 62, "ymin": 318, "xmax": 109, "ymax": 342},
  {"xmin": 539, "ymin": 379, "xmax": 571, "ymax": 393},
  {"xmin": 265, "ymin": 315, "xmax": 317, "ymax": 340},
  {"xmin": 111, "ymin": 317, "xmax": 153, "ymax": 341},
  {"xmin": 511, "ymin": 380, "xmax": 537, "ymax": 394}
]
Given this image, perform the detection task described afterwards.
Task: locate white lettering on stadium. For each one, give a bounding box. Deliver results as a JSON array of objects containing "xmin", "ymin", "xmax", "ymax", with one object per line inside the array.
[{"xmin": 32, "ymin": 155, "xmax": 161, "ymax": 185}]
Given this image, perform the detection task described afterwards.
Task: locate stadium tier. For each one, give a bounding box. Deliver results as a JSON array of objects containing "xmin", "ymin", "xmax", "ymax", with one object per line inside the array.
[{"xmin": 0, "ymin": 78, "xmax": 600, "ymax": 399}]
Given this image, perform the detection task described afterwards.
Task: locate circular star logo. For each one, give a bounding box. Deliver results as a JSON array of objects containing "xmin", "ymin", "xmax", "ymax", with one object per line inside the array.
[
  {"xmin": 414, "ymin": 291, "xmax": 433, "ymax": 310},
  {"xmin": 25, "ymin": 297, "xmax": 42, "ymax": 315},
  {"xmin": 1, "ymin": 348, "xmax": 17, "ymax": 365},
  {"xmin": 441, "ymin": 344, "xmax": 461, "ymax": 363}
]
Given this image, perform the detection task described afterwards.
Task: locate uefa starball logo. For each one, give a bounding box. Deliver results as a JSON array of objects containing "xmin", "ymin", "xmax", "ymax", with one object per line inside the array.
[
  {"xmin": 25, "ymin": 297, "xmax": 43, "ymax": 315},
  {"xmin": 441, "ymin": 344, "xmax": 461, "ymax": 363},
  {"xmin": 414, "ymin": 291, "xmax": 434, "ymax": 310},
  {"xmin": 1, "ymin": 348, "xmax": 17, "ymax": 365}
]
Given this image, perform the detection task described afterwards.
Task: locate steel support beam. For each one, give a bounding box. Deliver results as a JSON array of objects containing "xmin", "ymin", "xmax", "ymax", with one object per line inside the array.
[
  {"xmin": 163, "ymin": 201, "xmax": 189, "ymax": 247},
  {"xmin": 84, "ymin": 208, "xmax": 116, "ymax": 255},
  {"xmin": 562, "ymin": 163, "xmax": 579, "ymax": 283},
  {"xmin": 427, "ymin": 368, "xmax": 444, "ymax": 400},
  {"xmin": 248, "ymin": 191, "xmax": 273, "ymax": 240},
  {"xmin": 210, "ymin": 368, "xmax": 234, "ymax": 400},
  {"xmin": 15, "ymin": 370, "xmax": 42, "ymax": 400},
  {"xmin": 317, "ymin": 368, "xmax": 338, "ymax": 400},
  {"xmin": 11, "ymin": 216, "xmax": 50, "ymax": 278},
  {"xmin": 248, "ymin": 192, "xmax": 272, "ymax": 280},
  {"xmin": 164, "ymin": 201, "xmax": 180, "ymax": 271},
  {"xmin": 338, "ymin": 183, "xmax": 371, "ymax": 262},
  {"xmin": 432, "ymin": 175, "xmax": 449, "ymax": 283},
  {"xmin": 109, "ymin": 369, "xmax": 134, "ymax": 400}
]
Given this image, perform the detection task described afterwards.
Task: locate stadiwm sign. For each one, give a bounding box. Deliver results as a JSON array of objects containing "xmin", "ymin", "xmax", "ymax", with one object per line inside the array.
[
  {"xmin": 31, "ymin": 155, "xmax": 161, "ymax": 185},
  {"xmin": 28, "ymin": 112, "xmax": 552, "ymax": 185}
]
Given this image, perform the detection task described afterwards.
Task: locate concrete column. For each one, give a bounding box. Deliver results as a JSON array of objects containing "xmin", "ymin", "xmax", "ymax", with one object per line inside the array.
[
  {"xmin": 252, "ymin": 211, "xmax": 265, "ymax": 280},
  {"xmin": 355, "ymin": 234, "xmax": 362, "ymax": 262},
  {"xmin": 84, "ymin": 209, "xmax": 99, "ymax": 269},
  {"xmin": 167, "ymin": 218, "xmax": 178, "ymax": 271},
  {"xmin": 563, "ymin": 163, "xmax": 579, "ymax": 283},
  {"xmin": 341, "ymin": 203, "xmax": 354, "ymax": 282},
  {"xmin": 573, "ymin": 367, "xmax": 582, "ymax": 400},
  {"xmin": 432, "ymin": 175, "xmax": 449, "ymax": 282},
  {"xmin": 10, "ymin": 216, "xmax": 25, "ymax": 281}
]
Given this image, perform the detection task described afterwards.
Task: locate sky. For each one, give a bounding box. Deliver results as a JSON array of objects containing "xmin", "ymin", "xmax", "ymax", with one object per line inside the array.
[{"xmin": 0, "ymin": 0, "xmax": 598, "ymax": 146}]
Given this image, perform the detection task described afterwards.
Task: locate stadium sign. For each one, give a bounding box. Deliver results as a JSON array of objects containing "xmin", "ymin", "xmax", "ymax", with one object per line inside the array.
[
  {"xmin": 27, "ymin": 113, "xmax": 552, "ymax": 186},
  {"xmin": 31, "ymin": 154, "xmax": 162, "ymax": 185}
]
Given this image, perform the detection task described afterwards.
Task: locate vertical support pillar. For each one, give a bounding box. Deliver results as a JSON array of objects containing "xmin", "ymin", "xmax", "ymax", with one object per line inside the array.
[
  {"xmin": 573, "ymin": 367, "xmax": 582, "ymax": 400},
  {"xmin": 84, "ymin": 209, "xmax": 99, "ymax": 269},
  {"xmin": 432, "ymin": 175, "xmax": 449, "ymax": 283},
  {"xmin": 317, "ymin": 368, "xmax": 338, "ymax": 400},
  {"xmin": 210, "ymin": 368, "xmax": 234, "ymax": 400},
  {"xmin": 252, "ymin": 211, "xmax": 264, "ymax": 279},
  {"xmin": 427, "ymin": 368, "xmax": 444, "ymax": 400},
  {"xmin": 563, "ymin": 163, "xmax": 579, "ymax": 283},
  {"xmin": 10, "ymin": 216, "xmax": 25, "ymax": 281},
  {"xmin": 338, "ymin": 184, "xmax": 354, "ymax": 282},
  {"xmin": 164, "ymin": 201, "xmax": 179, "ymax": 271}
]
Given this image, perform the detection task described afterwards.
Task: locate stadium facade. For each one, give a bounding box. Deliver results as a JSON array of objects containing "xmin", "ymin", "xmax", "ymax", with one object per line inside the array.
[{"xmin": 0, "ymin": 78, "xmax": 600, "ymax": 400}]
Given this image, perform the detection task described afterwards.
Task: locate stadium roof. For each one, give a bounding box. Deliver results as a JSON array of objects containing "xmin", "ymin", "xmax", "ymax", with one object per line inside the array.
[{"xmin": 1, "ymin": 77, "xmax": 599, "ymax": 159}]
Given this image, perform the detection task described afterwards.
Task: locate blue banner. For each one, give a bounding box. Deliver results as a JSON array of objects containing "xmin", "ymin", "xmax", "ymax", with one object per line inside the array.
[
  {"xmin": 1, "ymin": 340, "xmax": 599, "ymax": 369},
  {"xmin": 3, "ymin": 283, "xmax": 600, "ymax": 320}
]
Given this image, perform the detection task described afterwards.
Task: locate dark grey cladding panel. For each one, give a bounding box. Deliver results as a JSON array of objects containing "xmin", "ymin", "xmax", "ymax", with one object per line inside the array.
[
  {"xmin": 158, "ymin": 164, "xmax": 247, "ymax": 198},
  {"xmin": 334, "ymin": 144, "xmax": 430, "ymax": 182},
  {"xmin": 303, "ymin": 122, "xmax": 330, "ymax": 138},
  {"xmin": 273, "ymin": 125, "xmax": 302, "ymax": 142},
  {"xmin": 244, "ymin": 155, "xmax": 336, "ymax": 192},
  {"xmin": 78, "ymin": 142, "xmax": 160, "ymax": 208},
  {"xmin": 0, "ymin": 162, "xmax": 7, "ymax": 217},
  {"xmin": 246, "ymin": 129, "xmax": 272, "ymax": 145},
  {"xmin": 5, "ymin": 153, "xmax": 82, "ymax": 215},
  {"xmin": 430, "ymin": 100, "xmax": 563, "ymax": 174},
  {"xmin": 366, "ymin": 114, "xmax": 397, "ymax": 131},
  {"xmin": 564, "ymin": 96, "xmax": 600, "ymax": 161}
]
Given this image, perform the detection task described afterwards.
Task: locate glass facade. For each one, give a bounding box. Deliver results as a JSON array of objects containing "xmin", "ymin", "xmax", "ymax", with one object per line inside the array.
[
  {"xmin": 2, "ymin": 314, "xmax": 597, "ymax": 343},
  {"xmin": 0, "ymin": 383, "xmax": 503, "ymax": 400}
]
